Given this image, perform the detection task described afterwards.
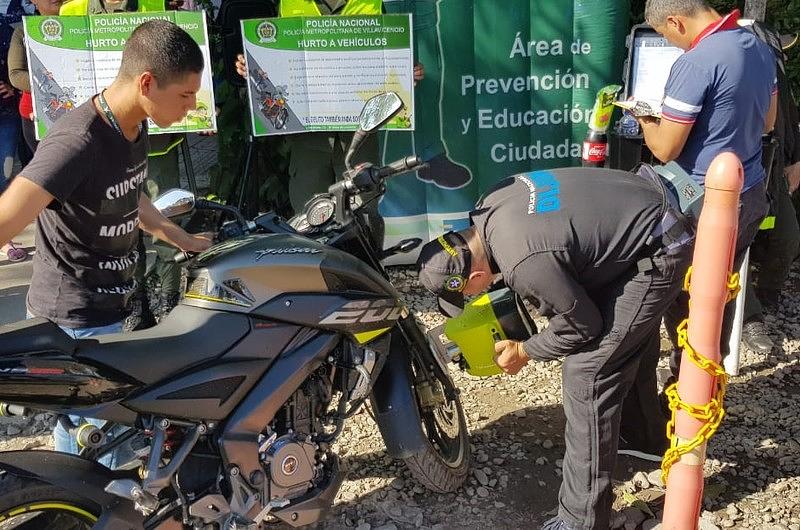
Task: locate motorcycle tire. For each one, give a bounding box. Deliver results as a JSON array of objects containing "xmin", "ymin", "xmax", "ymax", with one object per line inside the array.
[
  {"xmin": 0, "ymin": 473, "xmax": 100, "ymax": 529},
  {"xmin": 402, "ymin": 358, "xmax": 470, "ymax": 493}
]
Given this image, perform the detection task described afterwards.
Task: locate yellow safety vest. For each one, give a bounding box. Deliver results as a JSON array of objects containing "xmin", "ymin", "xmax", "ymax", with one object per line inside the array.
[
  {"xmin": 279, "ymin": 0, "xmax": 381, "ymax": 17},
  {"xmin": 59, "ymin": 0, "xmax": 164, "ymax": 16}
]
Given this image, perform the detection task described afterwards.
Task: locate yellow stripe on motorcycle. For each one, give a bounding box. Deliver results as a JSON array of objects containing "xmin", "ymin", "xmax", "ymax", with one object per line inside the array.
[
  {"xmin": 353, "ymin": 328, "xmax": 390, "ymax": 344},
  {"xmin": 759, "ymin": 216, "xmax": 776, "ymax": 230},
  {"xmin": 0, "ymin": 503, "xmax": 98, "ymax": 522}
]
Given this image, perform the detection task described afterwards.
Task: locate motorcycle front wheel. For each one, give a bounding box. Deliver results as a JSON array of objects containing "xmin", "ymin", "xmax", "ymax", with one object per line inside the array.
[
  {"xmin": 402, "ymin": 356, "xmax": 470, "ymax": 493},
  {"xmin": 0, "ymin": 473, "xmax": 100, "ymax": 530}
]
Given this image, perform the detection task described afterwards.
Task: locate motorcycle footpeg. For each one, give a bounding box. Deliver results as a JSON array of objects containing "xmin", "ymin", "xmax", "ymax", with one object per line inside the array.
[
  {"xmin": 76, "ymin": 423, "xmax": 107, "ymax": 449},
  {"xmin": 0, "ymin": 403, "xmax": 29, "ymax": 417}
]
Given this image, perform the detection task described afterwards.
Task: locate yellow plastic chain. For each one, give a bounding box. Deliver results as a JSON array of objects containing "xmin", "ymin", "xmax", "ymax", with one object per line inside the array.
[
  {"xmin": 682, "ymin": 266, "xmax": 741, "ymax": 302},
  {"xmin": 661, "ymin": 270, "xmax": 740, "ymax": 484}
]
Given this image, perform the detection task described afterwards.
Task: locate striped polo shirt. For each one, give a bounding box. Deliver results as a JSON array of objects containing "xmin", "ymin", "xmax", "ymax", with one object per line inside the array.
[{"xmin": 661, "ymin": 10, "xmax": 777, "ymax": 190}]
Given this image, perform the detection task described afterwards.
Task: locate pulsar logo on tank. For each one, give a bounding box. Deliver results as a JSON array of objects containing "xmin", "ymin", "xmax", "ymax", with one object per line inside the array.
[{"xmin": 255, "ymin": 248, "xmax": 322, "ymax": 260}]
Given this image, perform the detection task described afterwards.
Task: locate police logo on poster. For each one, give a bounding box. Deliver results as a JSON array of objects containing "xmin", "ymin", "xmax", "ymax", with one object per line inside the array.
[
  {"xmin": 40, "ymin": 18, "xmax": 63, "ymax": 42},
  {"xmin": 257, "ymin": 21, "xmax": 277, "ymax": 43}
]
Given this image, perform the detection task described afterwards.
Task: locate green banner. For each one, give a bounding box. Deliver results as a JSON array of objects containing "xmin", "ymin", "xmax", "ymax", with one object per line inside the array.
[
  {"xmin": 24, "ymin": 11, "xmax": 216, "ymax": 138},
  {"xmin": 379, "ymin": 0, "xmax": 631, "ymax": 262}
]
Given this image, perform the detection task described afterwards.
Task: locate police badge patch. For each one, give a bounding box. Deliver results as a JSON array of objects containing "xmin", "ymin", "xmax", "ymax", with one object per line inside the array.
[{"xmin": 445, "ymin": 275, "xmax": 465, "ymax": 292}]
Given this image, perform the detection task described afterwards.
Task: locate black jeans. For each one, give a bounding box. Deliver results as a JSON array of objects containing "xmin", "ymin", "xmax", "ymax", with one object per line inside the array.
[
  {"xmin": 559, "ymin": 245, "xmax": 692, "ymax": 530},
  {"xmin": 666, "ymin": 181, "xmax": 769, "ymax": 374}
]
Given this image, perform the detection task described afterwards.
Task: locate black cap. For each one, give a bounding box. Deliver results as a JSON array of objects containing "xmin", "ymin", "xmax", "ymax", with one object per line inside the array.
[{"xmin": 416, "ymin": 231, "xmax": 472, "ymax": 317}]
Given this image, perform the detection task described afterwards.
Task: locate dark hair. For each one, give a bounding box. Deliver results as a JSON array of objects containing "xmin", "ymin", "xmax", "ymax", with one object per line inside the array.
[{"xmin": 118, "ymin": 20, "xmax": 204, "ymax": 86}]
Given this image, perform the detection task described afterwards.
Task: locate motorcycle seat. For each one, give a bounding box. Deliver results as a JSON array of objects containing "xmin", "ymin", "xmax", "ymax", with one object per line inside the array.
[
  {"xmin": 0, "ymin": 317, "xmax": 77, "ymax": 356},
  {"xmin": 76, "ymin": 304, "xmax": 250, "ymax": 385}
]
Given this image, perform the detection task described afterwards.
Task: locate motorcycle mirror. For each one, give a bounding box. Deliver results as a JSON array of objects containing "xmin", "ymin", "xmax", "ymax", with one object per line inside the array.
[
  {"xmin": 153, "ymin": 188, "xmax": 196, "ymax": 218},
  {"xmin": 359, "ymin": 92, "xmax": 403, "ymax": 132},
  {"xmin": 345, "ymin": 92, "xmax": 404, "ymax": 171}
]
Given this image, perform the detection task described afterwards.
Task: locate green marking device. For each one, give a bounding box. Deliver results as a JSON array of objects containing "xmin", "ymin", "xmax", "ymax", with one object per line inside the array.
[{"xmin": 427, "ymin": 287, "xmax": 537, "ymax": 377}]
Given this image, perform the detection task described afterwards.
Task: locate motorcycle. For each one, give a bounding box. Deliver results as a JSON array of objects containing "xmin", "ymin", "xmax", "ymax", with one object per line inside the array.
[{"xmin": 0, "ymin": 93, "xmax": 470, "ymax": 529}]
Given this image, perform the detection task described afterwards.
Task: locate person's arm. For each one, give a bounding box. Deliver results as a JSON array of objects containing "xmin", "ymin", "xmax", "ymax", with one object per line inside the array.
[
  {"xmin": 508, "ymin": 252, "xmax": 603, "ymax": 359},
  {"xmin": 640, "ymin": 58, "xmax": 709, "ymax": 163},
  {"xmin": 137, "ymin": 193, "xmax": 213, "ymax": 252},
  {"xmin": 765, "ymin": 92, "xmax": 778, "ymax": 133},
  {"xmin": 638, "ymin": 116, "xmax": 694, "ymax": 163},
  {"xmin": 0, "ymin": 177, "xmax": 54, "ymax": 248},
  {"xmin": 7, "ymin": 26, "xmax": 30, "ymax": 92}
]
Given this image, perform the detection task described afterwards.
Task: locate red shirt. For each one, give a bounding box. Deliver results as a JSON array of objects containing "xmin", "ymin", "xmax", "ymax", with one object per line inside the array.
[{"xmin": 19, "ymin": 92, "xmax": 32, "ymax": 120}]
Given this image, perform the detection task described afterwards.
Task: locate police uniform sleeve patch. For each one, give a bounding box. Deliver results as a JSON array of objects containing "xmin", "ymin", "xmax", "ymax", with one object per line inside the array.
[{"xmin": 445, "ymin": 275, "xmax": 465, "ymax": 292}]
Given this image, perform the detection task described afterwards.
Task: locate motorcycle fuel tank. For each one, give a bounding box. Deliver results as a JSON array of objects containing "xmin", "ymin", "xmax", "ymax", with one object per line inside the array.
[{"xmin": 182, "ymin": 233, "xmax": 402, "ymax": 322}]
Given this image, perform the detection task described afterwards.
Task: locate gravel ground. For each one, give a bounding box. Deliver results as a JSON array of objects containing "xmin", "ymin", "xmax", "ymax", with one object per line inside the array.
[{"xmin": 1, "ymin": 267, "xmax": 798, "ymax": 530}]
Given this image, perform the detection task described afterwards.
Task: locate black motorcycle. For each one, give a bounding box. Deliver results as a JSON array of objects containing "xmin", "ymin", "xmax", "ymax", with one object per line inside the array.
[{"xmin": 0, "ymin": 93, "xmax": 470, "ymax": 529}]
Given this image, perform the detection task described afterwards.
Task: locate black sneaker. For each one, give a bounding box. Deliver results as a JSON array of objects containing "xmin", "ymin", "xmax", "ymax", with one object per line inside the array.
[
  {"xmin": 541, "ymin": 516, "xmax": 576, "ymax": 530},
  {"xmin": 618, "ymin": 434, "xmax": 667, "ymax": 463},
  {"xmin": 741, "ymin": 319, "xmax": 774, "ymax": 354}
]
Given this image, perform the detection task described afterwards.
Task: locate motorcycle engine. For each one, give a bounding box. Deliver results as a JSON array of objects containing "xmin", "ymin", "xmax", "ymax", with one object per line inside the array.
[
  {"xmin": 261, "ymin": 434, "xmax": 319, "ymax": 500},
  {"xmin": 259, "ymin": 368, "xmax": 332, "ymax": 501}
]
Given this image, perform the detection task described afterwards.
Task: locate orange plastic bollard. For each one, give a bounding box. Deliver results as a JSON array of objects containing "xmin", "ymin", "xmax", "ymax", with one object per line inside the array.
[{"xmin": 661, "ymin": 152, "xmax": 743, "ymax": 530}]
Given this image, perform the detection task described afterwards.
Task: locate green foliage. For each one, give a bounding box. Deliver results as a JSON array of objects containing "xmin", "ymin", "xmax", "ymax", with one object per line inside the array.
[
  {"xmin": 630, "ymin": 1, "xmax": 800, "ymax": 98},
  {"xmin": 209, "ymin": 79, "xmax": 292, "ymax": 216},
  {"xmin": 197, "ymin": 2, "xmax": 292, "ymax": 215}
]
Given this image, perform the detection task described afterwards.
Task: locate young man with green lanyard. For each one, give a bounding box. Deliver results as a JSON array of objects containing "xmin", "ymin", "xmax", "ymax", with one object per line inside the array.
[
  {"xmin": 0, "ymin": 20, "xmax": 212, "ymax": 466},
  {"xmin": 60, "ymin": 0, "xmax": 192, "ymax": 329}
]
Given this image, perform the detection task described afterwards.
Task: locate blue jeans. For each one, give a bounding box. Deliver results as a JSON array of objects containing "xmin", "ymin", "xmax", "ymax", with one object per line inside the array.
[
  {"xmin": 0, "ymin": 112, "xmax": 19, "ymax": 193},
  {"xmin": 27, "ymin": 315, "xmax": 136, "ymax": 469}
]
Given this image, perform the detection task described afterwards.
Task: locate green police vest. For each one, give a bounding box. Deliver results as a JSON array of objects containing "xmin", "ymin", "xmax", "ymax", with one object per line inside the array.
[
  {"xmin": 279, "ymin": 0, "xmax": 381, "ymax": 17},
  {"xmin": 59, "ymin": 0, "xmax": 164, "ymax": 16}
]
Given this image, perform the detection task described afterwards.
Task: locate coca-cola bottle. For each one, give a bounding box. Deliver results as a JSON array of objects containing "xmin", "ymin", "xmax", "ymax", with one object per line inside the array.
[
  {"xmin": 581, "ymin": 84, "xmax": 619, "ymax": 168},
  {"xmin": 582, "ymin": 129, "xmax": 607, "ymax": 167}
]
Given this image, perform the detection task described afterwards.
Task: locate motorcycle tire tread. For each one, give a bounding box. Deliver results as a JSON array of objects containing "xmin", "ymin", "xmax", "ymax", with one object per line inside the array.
[
  {"xmin": 401, "ymin": 399, "xmax": 470, "ymax": 494},
  {"xmin": 0, "ymin": 473, "xmax": 101, "ymax": 525}
]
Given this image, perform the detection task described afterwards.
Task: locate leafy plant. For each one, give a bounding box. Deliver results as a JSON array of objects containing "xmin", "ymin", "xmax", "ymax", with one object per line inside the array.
[{"xmin": 195, "ymin": 0, "xmax": 292, "ymax": 216}]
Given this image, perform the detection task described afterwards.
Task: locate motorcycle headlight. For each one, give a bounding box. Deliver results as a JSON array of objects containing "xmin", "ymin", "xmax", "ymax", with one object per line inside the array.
[{"xmin": 185, "ymin": 274, "xmax": 252, "ymax": 307}]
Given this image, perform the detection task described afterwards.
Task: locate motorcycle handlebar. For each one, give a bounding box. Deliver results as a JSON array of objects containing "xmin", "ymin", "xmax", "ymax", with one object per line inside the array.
[{"xmin": 376, "ymin": 155, "xmax": 424, "ymax": 179}]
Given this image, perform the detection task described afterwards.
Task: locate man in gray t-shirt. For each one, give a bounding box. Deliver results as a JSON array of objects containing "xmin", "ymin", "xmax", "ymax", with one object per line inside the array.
[
  {"xmin": 0, "ymin": 20, "xmax": 211, "ymax": 333},
  {"xmin": 0, "ymin": 20, "xmax": 213, "ymax": 467}
]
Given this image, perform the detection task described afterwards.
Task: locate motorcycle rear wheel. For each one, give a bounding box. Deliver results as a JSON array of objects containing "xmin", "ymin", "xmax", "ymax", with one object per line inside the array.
[
  {"xmin": 402, "ymin": 359, "xmax": 470, "ymax": 493},
  {"xmin": 0, "ymin": 473, "xmax": 99, "ymax": 530}
]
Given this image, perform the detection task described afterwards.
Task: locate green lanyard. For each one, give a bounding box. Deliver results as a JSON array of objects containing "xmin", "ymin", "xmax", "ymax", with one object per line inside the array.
[
  {"xmin": 97, "ymin": 90, "xmax": 123, "ymax": 135},
  {"xmin": 97, "ymin": 90, "xmax": 141, "ymax": 137}
]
